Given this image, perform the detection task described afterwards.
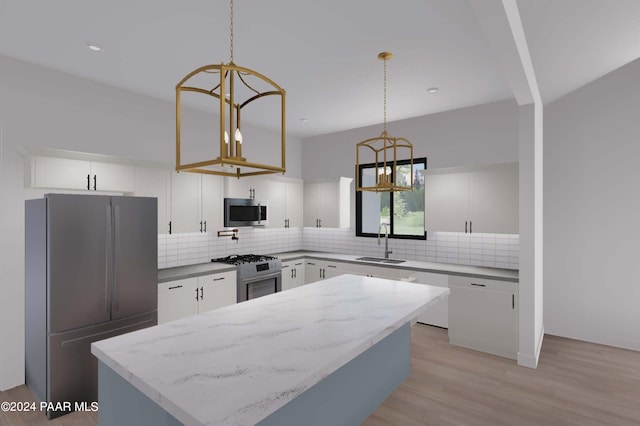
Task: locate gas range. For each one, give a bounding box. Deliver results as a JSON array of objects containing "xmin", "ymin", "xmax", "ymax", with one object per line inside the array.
[
  {"xmin": 212, "ymin": 254, "xmax": 278, "ymax": 265},
  {"xmin": 212, "ymin": 254, "xmax": 282, "ymax": 302}
]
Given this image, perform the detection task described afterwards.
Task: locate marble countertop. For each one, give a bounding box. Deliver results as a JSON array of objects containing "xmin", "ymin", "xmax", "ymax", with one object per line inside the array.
[{"xmin": 92, "ymin": 274, "xmax": 448, "ymax": 426}]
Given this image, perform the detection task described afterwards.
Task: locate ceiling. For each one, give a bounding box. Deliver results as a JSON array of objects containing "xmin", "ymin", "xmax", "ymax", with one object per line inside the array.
[{"xmin": 1, "ymin": 0, "xmax": 639, "ymax": 138}]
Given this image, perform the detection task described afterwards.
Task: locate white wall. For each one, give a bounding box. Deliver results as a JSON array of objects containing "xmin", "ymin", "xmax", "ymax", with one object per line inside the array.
[
  {"xmin": 302, "ymin": 99, "xmax": 519, "ymax": 179},
  {"xmin": 517, "ymin": 104, "xmax": 544, "ymax": 368},
  {"xmin": 0, "ymin": 54, "xmax": 302, "ymax": 390},
  {"xmin": 301, "ymin": 99, "xmax": 520, "ymax": 228},
  {"xmin": 544, "ymin": 57, "xmax": 640, "ymax": 351}
]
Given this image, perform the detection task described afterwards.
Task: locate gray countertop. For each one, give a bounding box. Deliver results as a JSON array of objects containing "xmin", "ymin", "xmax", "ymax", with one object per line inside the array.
[
  {"xmin": 158, "ymin": 262, "xmax": 235, "ymax": 283},
  {"xmin": 158, "ymin": 250, "xmax": 518, "ymax": 283}
]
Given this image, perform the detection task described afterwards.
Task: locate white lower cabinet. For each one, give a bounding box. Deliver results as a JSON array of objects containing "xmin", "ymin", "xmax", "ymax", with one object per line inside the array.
[
  {"xmin": 409, "ymin": 272, "xmax": 449, "ymax": 328},
  {"xmin": 281, "ymin": 260, "xmax": 305, "ymax": 290},
  {"xmin": 158, "ymin": 277, "xmax": 198, "ymax": 324},
  {"xmin": 448, "ymin": 276, "xmax": 518, "ymax": 359},
  {"xmin": 196, "ymin": 271, "xmax": 237, "ymax": 313},
  {"xmin": 158, "ymin": 271, "xmax": 237, "ymax": 324},
  {"xmin": 304, "ymin": 260, "xmax": 350, "ymax": 284}
]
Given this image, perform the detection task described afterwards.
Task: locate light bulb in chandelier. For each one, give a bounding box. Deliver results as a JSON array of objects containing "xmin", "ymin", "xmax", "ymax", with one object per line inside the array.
[
  {"xmin": 224, "ymin": 131, "xmax": 229, "ymax": 144},
  {"xmin": 235, "ymin": 128, "xmax": 243, "ymax": 144}
]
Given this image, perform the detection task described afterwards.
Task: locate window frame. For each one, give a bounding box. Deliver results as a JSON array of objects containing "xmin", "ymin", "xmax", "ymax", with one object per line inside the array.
[{"xmin": 355, "ymin": 157, "xmax": 427, "ymax": 240}]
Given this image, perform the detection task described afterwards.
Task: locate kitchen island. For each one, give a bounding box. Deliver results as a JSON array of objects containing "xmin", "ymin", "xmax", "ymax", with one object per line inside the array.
[{"xmin": 91, "ymin": 274, "xmax": 448, "ymax": 426}]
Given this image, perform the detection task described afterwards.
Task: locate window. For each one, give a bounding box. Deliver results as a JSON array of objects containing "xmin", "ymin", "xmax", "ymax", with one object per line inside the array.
[{"xmin": 356, "ymin": 157, "xmax": 426, "ymax": 239}]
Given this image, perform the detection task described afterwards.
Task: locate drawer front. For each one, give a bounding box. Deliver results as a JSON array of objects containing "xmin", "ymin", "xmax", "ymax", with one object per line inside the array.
[{"xmin": 449, "ymin": 275, "xmax": 517, "ymax": 293}]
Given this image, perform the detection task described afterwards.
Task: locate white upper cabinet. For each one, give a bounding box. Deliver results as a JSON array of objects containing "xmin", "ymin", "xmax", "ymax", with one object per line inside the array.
[
  {"xmin": 201, "ymin": 174, "xmax": 224, "ymax": 233},
  {"xmin": 170, "ymin": 172, "xmax": 201, "ymax": 234},
  {"xmin": 90, "ymin": 162, "xmax": 135, "ymax": 192},
  {"xmin": 32, "ymin": 157, "xmax": 90, "ymax": 190},
  {"xmin": 30, "ymin": 156, "xmax": 134, "ymax": 192},
  {"xmin": 224, "ymin": 176, "xmax": 269, "ymax": 200},
  {"xmin": 133, "ymin": 166, "xmax": 170, "ymax": 235},
  {"xmin": 267, "ymin": 178, "xmax": 303, "ymax": 228},
  {"xmin": 468, "ymin": 164, "xmax": 519, "ymax": 233},
  {"xmin": 170, "ymin": 172, "xmax": 224, "ymax": 234},
  {"xmin": 424, "ymin": 162, "xmax": 518, "ymax": 234},
  {"xmin": 285, "ymin": 180, "xmax": 304, "ymax": 228},
  {"xmin": 303, "ymin": 177, "xmax": 352, "ymax": 228}
]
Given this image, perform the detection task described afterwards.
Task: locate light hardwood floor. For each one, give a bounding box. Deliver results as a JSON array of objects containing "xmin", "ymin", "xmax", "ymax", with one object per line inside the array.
[{"xmin": 1, "ymin": 324, "xmax": 639, "ymax": 425}]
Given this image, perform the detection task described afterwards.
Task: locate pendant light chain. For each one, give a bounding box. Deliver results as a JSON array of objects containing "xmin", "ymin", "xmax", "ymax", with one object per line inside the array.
[
  {"xmin": 229, "ymin": 0, "xmax": 234, "ymax": 63},
  {"xmin": 383, "ymin": 56, "xmax": 387, "ymax": 132}
]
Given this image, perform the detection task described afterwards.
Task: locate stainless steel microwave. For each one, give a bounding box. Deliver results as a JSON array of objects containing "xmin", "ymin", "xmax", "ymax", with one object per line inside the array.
[{"xmin": 224, "ymin": 198, "xmax": 268, "ymax": 227}]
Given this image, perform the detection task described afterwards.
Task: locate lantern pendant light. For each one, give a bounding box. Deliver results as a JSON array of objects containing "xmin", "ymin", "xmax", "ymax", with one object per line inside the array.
[
  {"xmin": 175, "ymin": 0, "xmax": 286, "ymax": 178},
  {"xmin": 356, "ymin": 52, "xmax": 414, "ymax": 192}
]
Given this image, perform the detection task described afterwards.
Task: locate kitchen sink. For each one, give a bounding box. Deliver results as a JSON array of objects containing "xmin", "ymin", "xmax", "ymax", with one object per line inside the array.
[{"xmin": 355, "ymin": 257, "xmax": 406, "ymax": 264}]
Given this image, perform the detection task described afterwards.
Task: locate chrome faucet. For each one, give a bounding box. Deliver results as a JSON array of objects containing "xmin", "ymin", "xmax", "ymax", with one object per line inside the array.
[{"xmin": 378, "ymin": 223, "xmax": 392, "ymax": 259}]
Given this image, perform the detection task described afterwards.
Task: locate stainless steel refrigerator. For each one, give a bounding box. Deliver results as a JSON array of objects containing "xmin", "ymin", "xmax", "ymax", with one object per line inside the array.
[{"xmin": 25, "ymin": 194, "xmax": 158, "ymax": 419}]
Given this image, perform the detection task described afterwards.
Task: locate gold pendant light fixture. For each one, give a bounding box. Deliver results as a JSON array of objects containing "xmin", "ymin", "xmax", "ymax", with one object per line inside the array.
[
  {"xmin": 175, "ymin": 0, "xmax": 286, "ymax": 178},
  {"xmin": 356, "ymin": 52, "xmax": 413, "ymax": 192}
]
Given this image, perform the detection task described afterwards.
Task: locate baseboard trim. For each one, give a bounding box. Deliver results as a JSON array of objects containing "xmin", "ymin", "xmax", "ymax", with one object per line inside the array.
[{"xmin": 517, "ymin": 326, "xmax": 544, "ymax": 369}]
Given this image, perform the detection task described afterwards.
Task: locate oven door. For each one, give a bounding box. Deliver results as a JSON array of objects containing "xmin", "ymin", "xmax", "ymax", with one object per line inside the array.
[{"xmin": 238, "ymin": 271, "xmax": 282, "ymax": 302}]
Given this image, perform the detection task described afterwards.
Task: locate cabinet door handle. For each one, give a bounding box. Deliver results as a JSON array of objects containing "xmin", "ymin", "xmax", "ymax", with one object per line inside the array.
[
  {"xmin": 195, "ymin": 288, "xmax": 199, "ymax": 301},
  {"xmin": 294, "ymin": 262, "xmax": 303, "ymax": 266},
  {"xmin": 512, "ymin": 294, "xmax": 515, "ymax": 309},
  {"xmin": 307, "ymin": 262, "xmax": 316, "ymax": 266},
  {"xmin": 93, "ymin": 175, "xmax": 97, "ymax": 191},
  {"xmin": 168, "ymin": 285, "xmax": 183, "ymax": 290},
  {"xmin": 200, "ymin": 287, "xmax": 204, "ymax": 299},
  {"xmin": 87, "ymin": 174, "xmax": 91, "ymax": 190},
  {"xmin": 470, "ymin": 283, "xmax": 486, "ymax": 287},
  {"xmin": 470, "ymin": 220, "xmax": 472, "ymax": 234},
  {"xmin": 328, "ymin": 265, "xmax": 337, "ymax": 268},
  {"xmin": 293, "ymin": 268, "xmax": 296, "ymax": 278},
  {"xmin": 213, "ymin": 277, "xmax": 225, "ymax": 281},
  {"xmin": 168, "ymin": 221, "xmax": 172, "ymax": 235},
  {"xmin": 465, "ymin": 220, "xmax": 468, "ymax": 233},
  {"xmin": 200, "ymin": 221, "xmax": 203, "ymax": 233},
  {"xmin": 291, "ymin": 269, "xmax": 294, "ymax": 279},
  {"xmin": 319, "ymin": 219, "xmax": 322, "ymax": 228},
  {"xmin": 204, "ymin": 221, "xmax": 207, "ymax": 232},
  {"xmin": 282, "ymin": 265, "xmax": 290, "ymax": 268}
]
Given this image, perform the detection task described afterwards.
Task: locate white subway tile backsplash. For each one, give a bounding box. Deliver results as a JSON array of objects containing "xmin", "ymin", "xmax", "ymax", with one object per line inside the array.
[{"xmin": 158, "ymin": 225, "xmax": 519, "ymax": 271}]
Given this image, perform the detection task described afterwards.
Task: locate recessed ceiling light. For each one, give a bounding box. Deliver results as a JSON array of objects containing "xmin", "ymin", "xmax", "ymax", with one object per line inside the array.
[
  {"xmin": 300, "ymin": 118, "xmax": 309, "ymax": 123},
  {"xmin": 427, "ymin": 87, "xmax": 439, "ymax": 94},
  {"xmin": 85, "ymin": 42, "xmax": 104, "ymax": 52}
]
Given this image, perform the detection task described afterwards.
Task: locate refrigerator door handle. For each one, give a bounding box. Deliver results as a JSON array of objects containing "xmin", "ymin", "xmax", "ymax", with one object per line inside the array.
[
  {"xmin": 105, "ymin": 205, "xmax": 112, "ymax": 315},
  {"xmin": 112, "ymin": 204, "xmax": 120, "ymax": 312}
]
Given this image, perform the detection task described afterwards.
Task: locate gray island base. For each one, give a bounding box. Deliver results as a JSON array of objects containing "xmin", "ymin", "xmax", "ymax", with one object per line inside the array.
[{"xmin": 92, "ymin": 274, "xmax": 449, "ymax": 425}]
